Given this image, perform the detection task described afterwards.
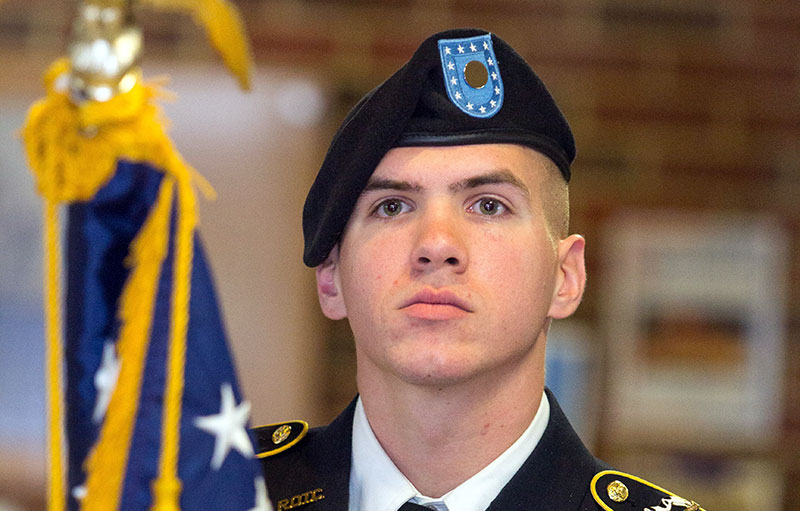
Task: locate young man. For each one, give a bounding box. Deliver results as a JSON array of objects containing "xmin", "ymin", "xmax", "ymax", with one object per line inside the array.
[{"xmin": 254, "ymin": 29, "xmax": 703, "ymax": 511}]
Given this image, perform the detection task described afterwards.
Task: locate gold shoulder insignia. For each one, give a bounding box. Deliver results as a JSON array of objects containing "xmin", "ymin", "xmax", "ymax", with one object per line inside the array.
[
  {"xmin": 251, "ymin": 420, "xmax": 309, "ymax": 458},
  {"xmin": 591, "ymin": 470, "xmax": 705, "ymax": 511}
]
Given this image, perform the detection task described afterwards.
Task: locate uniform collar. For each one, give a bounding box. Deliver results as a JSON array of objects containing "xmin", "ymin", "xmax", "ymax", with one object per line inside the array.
[{"xmin": 349, "ymin": 391, "xmax": 550, "ymax": 511}]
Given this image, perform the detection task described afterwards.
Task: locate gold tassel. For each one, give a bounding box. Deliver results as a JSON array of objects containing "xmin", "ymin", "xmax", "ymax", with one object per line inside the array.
[{"xmin": 140, "ymin": 0, "xmax": 253, "ymax": 90}]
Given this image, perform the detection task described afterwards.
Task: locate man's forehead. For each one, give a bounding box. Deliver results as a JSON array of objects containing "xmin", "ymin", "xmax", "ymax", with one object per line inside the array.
[
  {"xmin": 363, "ymin": 169, "xmax": 532, "ymax": 199},
  {"xmin": 365, "ymin": 144, "xmax": 551, "ymax": 188}
]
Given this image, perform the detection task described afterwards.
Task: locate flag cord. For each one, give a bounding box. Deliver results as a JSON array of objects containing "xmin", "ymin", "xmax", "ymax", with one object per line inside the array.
[
  {"xmin": 152, "ymin": 164, "xmax": 197, "ymax": 511},
  {"xmin": 44, "ymin": 199, "xmax": 66, "ymax": 511}
]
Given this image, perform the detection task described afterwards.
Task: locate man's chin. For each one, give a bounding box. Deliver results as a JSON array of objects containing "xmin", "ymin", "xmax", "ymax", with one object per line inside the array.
[{"xmin": 391, "ymin": 356, "xmax": 484, "ymax": 389}]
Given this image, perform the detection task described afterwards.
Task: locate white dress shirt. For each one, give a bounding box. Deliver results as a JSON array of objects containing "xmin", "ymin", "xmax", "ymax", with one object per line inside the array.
[{"xmin": 349, "ymin": 391, "xmax": 550, "ymax": 511}]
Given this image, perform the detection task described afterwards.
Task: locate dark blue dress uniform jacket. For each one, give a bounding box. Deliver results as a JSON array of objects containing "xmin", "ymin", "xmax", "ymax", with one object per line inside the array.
[
  {"xmin": 256, "ymin": 388, "xmax": 704, "ymax": 511},
  {"xmin": 258, "ymin": 388, "xmax": 607, "ymax": 510}
]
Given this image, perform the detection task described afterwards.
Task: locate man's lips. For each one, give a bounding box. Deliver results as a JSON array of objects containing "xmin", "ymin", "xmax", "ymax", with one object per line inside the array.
[{"xmin": 399, "ymin": 289, "xmax": 473, "ymax": 320}]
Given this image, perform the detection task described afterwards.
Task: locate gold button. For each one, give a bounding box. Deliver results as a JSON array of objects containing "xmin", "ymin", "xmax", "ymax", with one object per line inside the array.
[
  {"xmin": 607, "ymin": 480, "xmax": 629, "ymax": 503},
  {"xmin": 272, "ymin": 424, "xmax": 292, "ymax": 445}
]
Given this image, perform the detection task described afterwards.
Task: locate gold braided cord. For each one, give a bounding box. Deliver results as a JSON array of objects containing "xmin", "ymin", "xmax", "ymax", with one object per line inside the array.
[
  {"xmin": 140, "ymin": 0, "xmax": 252, "ymax": 90},
  {"xmin": 151, "ymin": 156, "xmax": 197, "ymax": 511},
  {"xmin": 43, "ymin": 200, "xmax": 66, "ymax": 511}
]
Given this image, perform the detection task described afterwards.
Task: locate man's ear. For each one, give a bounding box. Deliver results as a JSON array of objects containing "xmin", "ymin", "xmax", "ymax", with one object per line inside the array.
[
  {"xmin": 547, "ymin": 234, "xmax": 586, "ymax": 319},
  {"xmin": 316, "ymin": 245, "xmax": 347, "ymax": 320}
]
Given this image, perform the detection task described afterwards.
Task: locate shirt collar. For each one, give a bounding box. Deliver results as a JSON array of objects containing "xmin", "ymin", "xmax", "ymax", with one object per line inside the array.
[
  {"xmin": 349, "ymin": 397, "xmax": 418, "ymax": 511},
  {"xmin": 349, "ymin": 392, "xmax": 550, "ymax": 511}
]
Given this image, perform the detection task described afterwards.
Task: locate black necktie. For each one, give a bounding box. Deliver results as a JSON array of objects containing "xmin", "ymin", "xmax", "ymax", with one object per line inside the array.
[{"xmin": 398, "ymin": 503, "xmax": 434, "ymax": 511}]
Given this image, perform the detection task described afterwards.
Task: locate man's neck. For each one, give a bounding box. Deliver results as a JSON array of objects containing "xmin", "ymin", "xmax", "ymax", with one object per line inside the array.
[{"xmin": 357, "ymin": 343, "xmax": 546, "ymax": 498}]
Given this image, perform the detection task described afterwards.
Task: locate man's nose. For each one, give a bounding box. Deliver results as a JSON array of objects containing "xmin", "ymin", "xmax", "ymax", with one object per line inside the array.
[{"xmin": 410, "ymin": 207, "xmax": 468, "ymax": 274}]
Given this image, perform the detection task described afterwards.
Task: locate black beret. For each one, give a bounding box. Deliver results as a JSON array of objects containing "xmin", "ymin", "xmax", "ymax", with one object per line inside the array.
[{"xmin": 302, "ymin": 28, "xmax": 574, "ymax": 267}]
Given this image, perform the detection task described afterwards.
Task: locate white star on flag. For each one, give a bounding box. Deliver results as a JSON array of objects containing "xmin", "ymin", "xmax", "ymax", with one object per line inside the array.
[
  {"xmin": 483, "ymin": 41, "xmax": 489, "ymax": 50},
  {"xmin": 247, "ymin": 477, "xmax": 273, "ymax": 511},
  {"xmin": 487, "ymin": 58, "xmax": 494, "ymax": 66},
  {"xmin": 447, "ymin": 62, "xmax": 455, "ymax": 71},
  {"xmin": 494, "ymin": 86, "xmax": 501, "ymax": 95},
  {"xmin": 469, "ymin": 43, "xmax": 477, "ymax": 52},
  {"xmin": 491, "ymin": 72, "xmax": 497, "ymax": 80},
  {"xmin": 457, "ymin": 44, "xmax": 465, "ymax": 53},
  {"xmin": 450, "ymin": 76, "xmax": 458, "ymax": 86},
  {"xmin": 194, "ymin": 382, "xmax": 254, "ymax": 470},
  {"xmin": 445, "ymin": 46, "xmax": 451, "ymax": 55},
  {"xmin": 466, "ymin": 102, "xmax": 474, "ymax": 110},
  {"xmin": 479, "ymin": 106, "xmax": 486, "ymax": 113},
  {"xmin": 92, "ymin": 340, "xmax": 120, "ymax": 423}
]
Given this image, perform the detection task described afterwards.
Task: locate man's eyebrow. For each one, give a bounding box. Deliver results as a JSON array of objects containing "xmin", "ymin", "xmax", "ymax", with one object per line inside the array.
[
  {"xmin": 363, "ymin": 178, "xmax": 422, "ymax": 192},
  {"xmin": 450, "ymin": 170, "xmax": 531, "ymax": 200}
]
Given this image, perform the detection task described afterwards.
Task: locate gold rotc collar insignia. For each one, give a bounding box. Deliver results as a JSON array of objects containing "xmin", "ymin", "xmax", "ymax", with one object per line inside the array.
[
  {"xmin": 590, "ymin": 470, "xmax": 704, "ymax": 511},
  {"xmin": 607, "ymin": 480, "xmax": 629, "ymax": 502},
  {"xmin": 272, "ymin": 424, "xmax": 292, "ymax": 444},
  {"xmin": 251, "ymin": 420, "xmax": 309, "ymax": 457}
]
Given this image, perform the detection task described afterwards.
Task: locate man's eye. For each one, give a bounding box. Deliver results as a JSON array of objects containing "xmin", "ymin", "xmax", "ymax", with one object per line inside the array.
[
  {"xmin": 471, "ymin": 197, "xmax": 507, "ymax": 216},
  {"xmin": 374, "ymin": 198, "xmax": 409, "ymax": 217}
]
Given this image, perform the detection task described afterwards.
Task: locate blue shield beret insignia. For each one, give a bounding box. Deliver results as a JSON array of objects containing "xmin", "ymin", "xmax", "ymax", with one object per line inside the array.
[{"xmin": 438, "ymin": 34, "xmax": 504, "ymax": 118}]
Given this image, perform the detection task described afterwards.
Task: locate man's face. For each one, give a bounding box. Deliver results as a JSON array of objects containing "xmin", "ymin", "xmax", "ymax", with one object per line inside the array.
[{"xmin": 318, "ymin": 143, "xmax": 583, "ymax": 388}]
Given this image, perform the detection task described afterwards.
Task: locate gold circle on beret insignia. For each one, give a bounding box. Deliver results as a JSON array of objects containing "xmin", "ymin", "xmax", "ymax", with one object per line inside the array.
[
  {"xmin": 272, "ymin": 424, "xmax": 292, "ymax": 445},
  {"xmin": 607, "ymin": 480, "xmax": 629, "ymax": 503},
  {"xmin": 464, "ymin": 60, "xmax": 488, "ymax": 89}
]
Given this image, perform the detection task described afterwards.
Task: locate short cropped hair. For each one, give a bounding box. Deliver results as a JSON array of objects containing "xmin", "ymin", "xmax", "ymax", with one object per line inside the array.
[{"xmin": 539, "ymin": 156, "xmax": 570, "ymax": 246}]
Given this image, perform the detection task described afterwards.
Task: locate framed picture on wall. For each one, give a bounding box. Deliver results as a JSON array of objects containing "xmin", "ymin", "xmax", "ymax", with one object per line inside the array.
[{"xmin": 601, "ymin": 211, "xmax": 788, "ymax": 452}]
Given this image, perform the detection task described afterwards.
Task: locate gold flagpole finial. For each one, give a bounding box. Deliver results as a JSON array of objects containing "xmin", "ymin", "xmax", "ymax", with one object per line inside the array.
[{"xmin": 68, "ymin": 0, "xmax": 142, "ymax": 103}]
